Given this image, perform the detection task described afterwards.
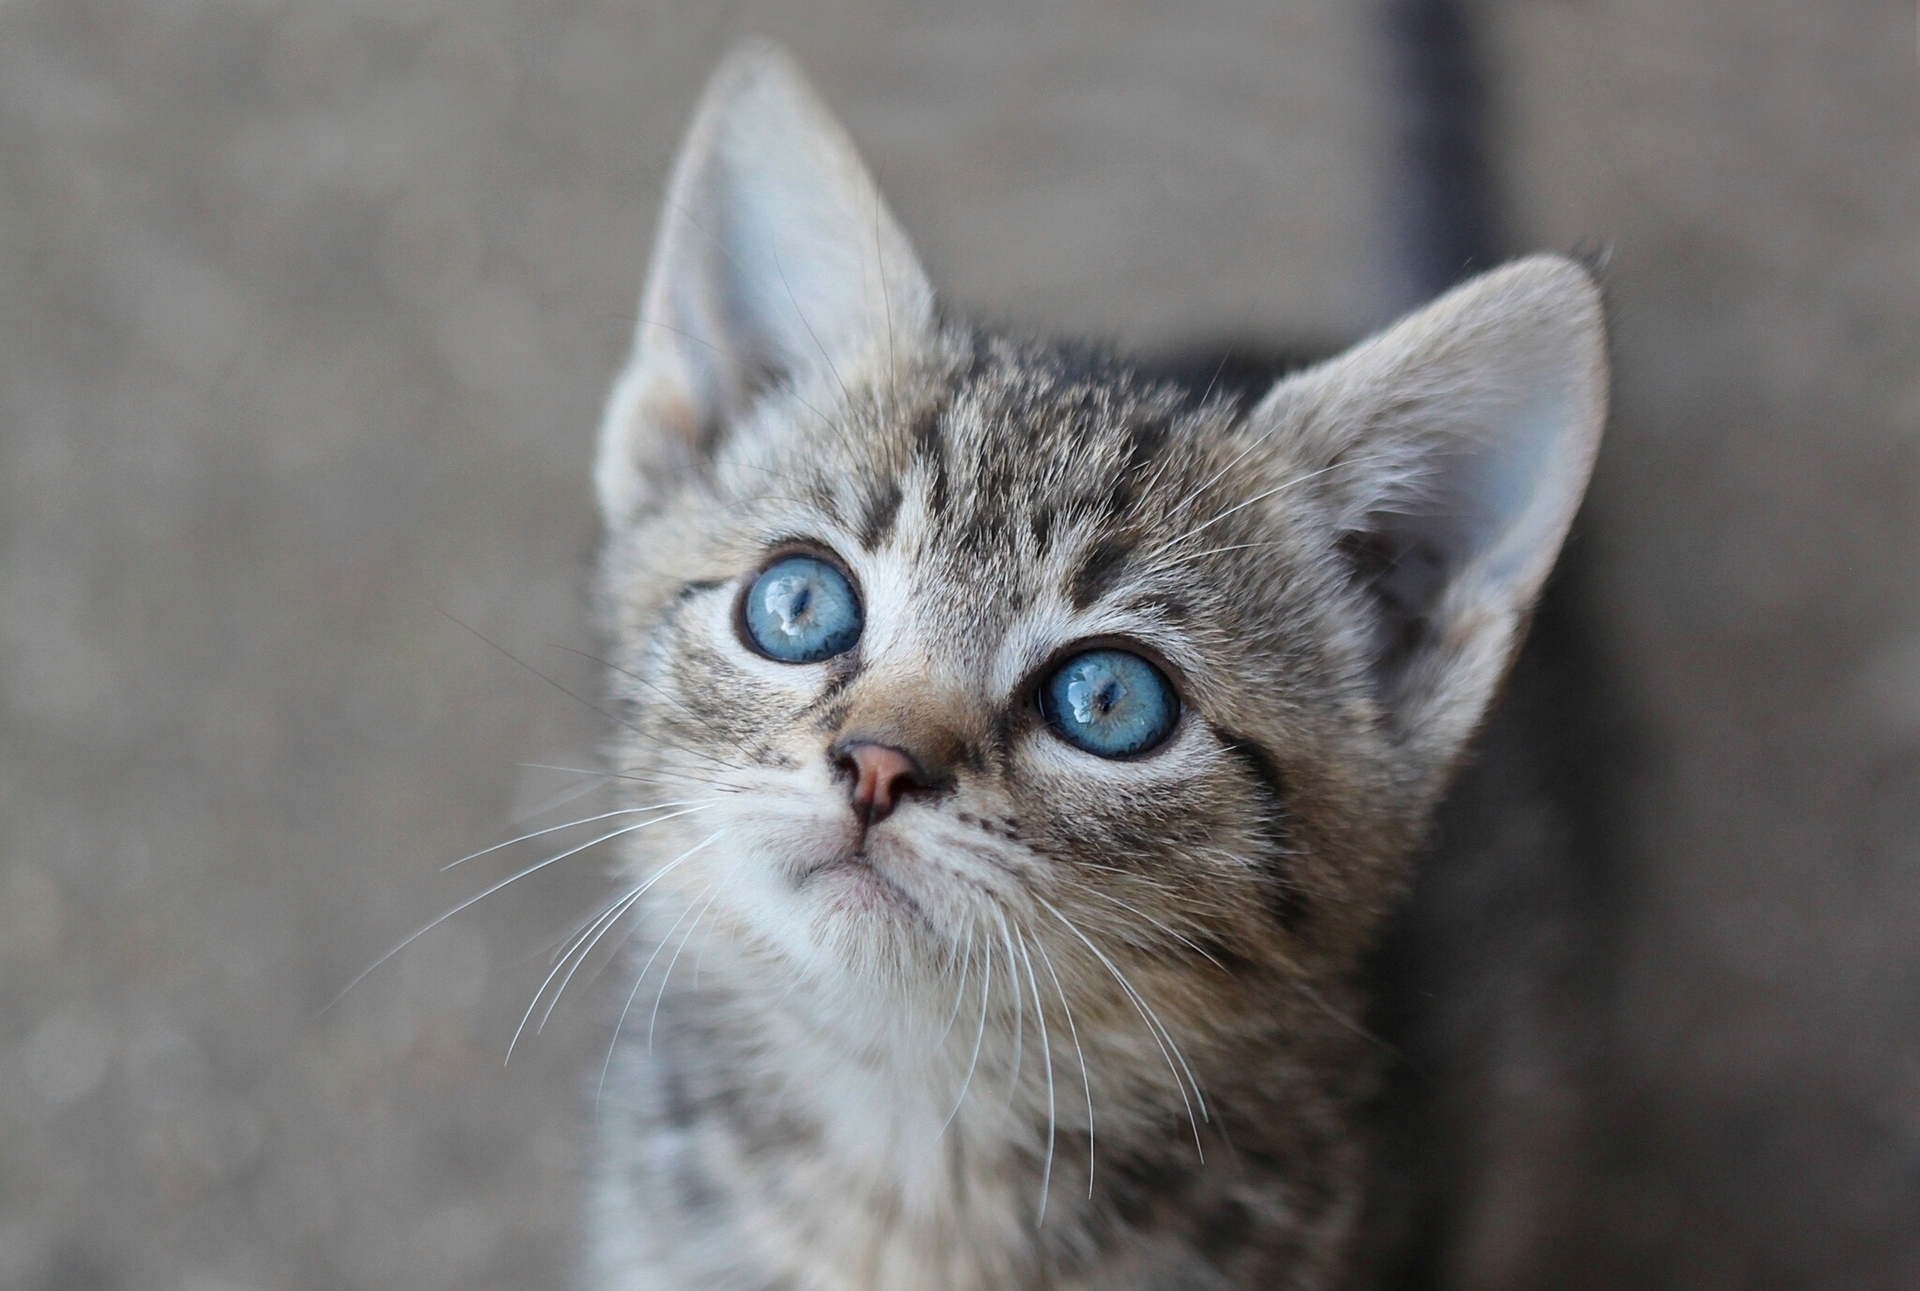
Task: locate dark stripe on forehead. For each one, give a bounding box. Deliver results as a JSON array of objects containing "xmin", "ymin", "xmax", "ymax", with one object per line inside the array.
[
  {"xmin": 1124, "ymin": 415, "xmax": 1172, "ymax": 476},
  {"xmin": 910, "ymin": 402, "xmax": 949, "ymax": 517},
  {"xmin": 1069, "ymin": 539, "xmax": 1132, "ymax": 611},
  {"xmin": 1028, "ymin": 506, "xmax": 1056, "ymax": 551},
  {"xmin": 1099, "ymin": 415, "xmax": 1174, "ymax": 523},
  {"xmin": 857, "ymin": 479, "xmax": 904, "ymax": 551}
]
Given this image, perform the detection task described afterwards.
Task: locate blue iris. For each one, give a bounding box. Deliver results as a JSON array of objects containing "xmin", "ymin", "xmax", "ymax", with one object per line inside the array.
[
  {"xmin": 1040, "ymin": 649, "xmax": 1178, "ymax": 758},
  {"xmin": 743, "ymin": 555, "xmax": 862, "ymax": 663}
]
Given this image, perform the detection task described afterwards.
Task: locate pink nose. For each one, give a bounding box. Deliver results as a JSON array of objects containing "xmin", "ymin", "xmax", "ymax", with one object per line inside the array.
[{"xmin": 838, "ymin": 741, "xmax": 923, "ymax": 827}]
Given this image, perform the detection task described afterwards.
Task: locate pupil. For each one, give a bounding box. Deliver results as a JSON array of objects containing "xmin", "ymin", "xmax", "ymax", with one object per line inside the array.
[
  {"xmin": 1094, "ymin": 679, "xmax": 1121, "ymax": 717},
  {"xmin": 790, "ymin": 586, "xmax": 812, "ymax": 620}
]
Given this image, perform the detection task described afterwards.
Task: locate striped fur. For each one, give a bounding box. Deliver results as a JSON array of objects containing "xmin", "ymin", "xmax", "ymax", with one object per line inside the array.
[{"xmin": 588, "ymin": 44, "xmax": 1605, "ymax": 1291}]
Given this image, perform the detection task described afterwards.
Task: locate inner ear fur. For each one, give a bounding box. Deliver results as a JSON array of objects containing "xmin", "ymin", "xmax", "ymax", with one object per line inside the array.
[
  {"xmin": 1254, "ymin": 255, "xmax": 1608, "ymax": 770},
  {"xmin": 596, "ymin": 40, "xmax": 936, "ymax": 523}
]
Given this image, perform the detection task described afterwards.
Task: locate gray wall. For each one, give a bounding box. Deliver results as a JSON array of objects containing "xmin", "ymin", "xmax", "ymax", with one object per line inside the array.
[{"xmin": 1, "ymin": 1, "xmax": 1914, "ymax": 1288}]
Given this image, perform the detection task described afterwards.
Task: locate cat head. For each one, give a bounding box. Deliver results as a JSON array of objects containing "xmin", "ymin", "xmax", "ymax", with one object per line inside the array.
[{"xmin": 595, "ymin": 44, "xmax": 1605, "ymax": 1019}]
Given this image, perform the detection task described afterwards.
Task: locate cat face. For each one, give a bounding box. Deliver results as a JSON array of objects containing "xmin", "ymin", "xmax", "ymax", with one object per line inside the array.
[
  {"xmin": 603, "ymin": 343, "xmax": 1364, "ymax": 995},
  {"xmin": 594, "ymin": 46, "xmax": 1605, "ymax": 1024}
]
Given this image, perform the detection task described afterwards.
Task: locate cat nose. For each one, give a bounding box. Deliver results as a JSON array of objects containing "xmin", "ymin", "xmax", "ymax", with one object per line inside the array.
[{"xmin": 833, "ymin": 740, "xmax": 925, "ymax": 827}]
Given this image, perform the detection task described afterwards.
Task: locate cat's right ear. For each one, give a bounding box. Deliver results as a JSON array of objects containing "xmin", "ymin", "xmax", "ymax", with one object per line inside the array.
[
  {"xmin": 1251, "ymin": 255, "xmax": 1607, "ymax": 782},
  {"xmin": 596, "ymin": 42, "xmax": 936, "ymax": 522}
]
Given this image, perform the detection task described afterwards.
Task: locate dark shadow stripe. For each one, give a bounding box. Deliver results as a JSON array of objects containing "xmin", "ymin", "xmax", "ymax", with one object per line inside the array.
[
  {"xmin": 1383, "ymin": 0, "xmax": 1503, "ymax": 298},
  {"xmin": 1214, "ymin": 725, "xmax": 1309, "ymax": 932}
]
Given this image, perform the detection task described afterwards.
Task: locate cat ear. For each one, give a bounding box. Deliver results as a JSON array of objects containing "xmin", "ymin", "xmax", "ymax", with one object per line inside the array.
[
  {"xmin": 596, "ymin": 41, "xmax": 936, "ymax": 521},
  {"xmin": 1257, "ymin": 254, "xmax": 1607, "ymax": 768}
]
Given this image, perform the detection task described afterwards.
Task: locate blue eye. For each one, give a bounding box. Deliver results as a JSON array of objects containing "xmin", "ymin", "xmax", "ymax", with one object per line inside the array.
[
  {"xmin": 1039, "ymin": 649, "xmax": 1179, "ymax": 758},
  {"xmin": 743, "ymin": 555, "xmax": 862, "ymax": 663}
]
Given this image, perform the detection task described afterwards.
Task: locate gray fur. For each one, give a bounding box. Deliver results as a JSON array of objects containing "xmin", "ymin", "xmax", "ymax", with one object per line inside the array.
[{"xmin": 588, "ymin": 42, "xmax": 1605, "ymax": 1291}]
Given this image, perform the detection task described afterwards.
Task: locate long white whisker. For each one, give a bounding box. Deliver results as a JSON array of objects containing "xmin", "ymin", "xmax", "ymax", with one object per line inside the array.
[
  {"xmin": 595, "ymin": 840, "xmax": 724, "ymax": 1104},
  {"xmin": 513, "ymin": 771, "xmax": 614, "ymax": 824},
  {"xmin": 1144, "ymin": 447, "xmax": 1412, "ymax": 575},
  {"xmin": 510, "ymin": 885, "xmax": 640, "ymax": 1062},
  {"xmin": 1160, "ymin": 431, "xmax": 1278, "ymax": 526},
  {"xmin": 534, "ymin": 879, "xmax": 655, "ymax": 1036},
  {"xmin": 997, "ymin": 910, "xmax": 1024, "ymax": 1109},
  {"xmin": 1036, "ymin": 895, "xmax": 1206, "ymax": 1161},
  {"xmin": 938, "ymin": 930, "xmax": 993, "ymax": 1140},
  {"xmin": 322, "ymin": 808, "xmax": 713, "ymax": 1013},
  {"xmin": 938, "ymin": 920, "xmax": 976, "ymax": 1048},
  {"xmin": 1032, "ymin": 933, "xmax": 1095, "ymax": 1197},
  {"xmin": 517, "ymin": 828, "xmax": 724, "ymax": 1057},
  {"xmin": 691, "ymin": 844, "xmax": 754, "ymax": 989},
  {"xmin": 1016, "ymin": 924, "xmax": 1056, "ymax": 1223},
  {"xmin": 1152, "ymin": 457, "xmax": 1352, "ymax": 556},
  {"xmin": 441, "ymin": 802, "xmax": 711, "ymax": 872},
  {"xmin": 520, "ymin": 761, "xmax": 746, "ymax": 796},
  {"xmin": 1083, "ymin": 889, "xmax": 1228, "ymax": 972},
  {"xmin": 648, "ymin": 881, "xmax": 724, "ymax": 1052},
  {"xmin": 574, "ymin": 896, "xmax": 654, "ymax": 995},
  {"xmin": 525, "ymin": 886, "xmax": 639, "ymax": 970}
]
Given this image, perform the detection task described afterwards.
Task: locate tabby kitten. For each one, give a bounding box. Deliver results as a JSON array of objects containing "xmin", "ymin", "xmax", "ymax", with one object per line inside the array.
[{"xmin": 587, "ymin": 43, "xmax": 1605, "ymax": 1291}]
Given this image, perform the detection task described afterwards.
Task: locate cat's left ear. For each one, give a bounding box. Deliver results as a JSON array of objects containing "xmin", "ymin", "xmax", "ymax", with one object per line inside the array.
[
  {"xmin": 597, "ymin": 41, "xmax": 935, "ymax": 522},
  {"xmin": 1256, "ymin": 254, "xmax": 1607, "ymax": 775}
]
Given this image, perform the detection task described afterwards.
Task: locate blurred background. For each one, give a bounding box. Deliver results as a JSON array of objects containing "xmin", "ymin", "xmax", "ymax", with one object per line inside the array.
[{"xmin": 1, "ymin": 1, "xmax": 1916, "ymax": 1288}]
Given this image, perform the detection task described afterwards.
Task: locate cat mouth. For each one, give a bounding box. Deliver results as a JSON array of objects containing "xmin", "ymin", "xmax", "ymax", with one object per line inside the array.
[{"xmin": 798, "ymin": 852, "xmax": 923, "ymax": 918}]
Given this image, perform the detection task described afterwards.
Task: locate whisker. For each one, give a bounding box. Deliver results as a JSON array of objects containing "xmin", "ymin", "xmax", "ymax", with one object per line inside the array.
[
  {"xmin": 510, "ymin": 883, "xmax": 644, "ymax": 1062},
  {"xmin": 518, "ymin": 761, "xmax": 612, "ymax": 779},
  {"xmin": 595, "ymin": 847, "xmax": 723, "ymax": 1104},
  {"xmin": 1151, "ymin": 458, "xmax": 1350, "ymax": 557},
  {"xmin": 938, "ymin": 929, "xmax": 993, "ymax": 1141},
  {"xmin": 772, "ymin": 238, "xmax": 854, "ymax": 412},
  {"xmin": 1295, "ymin": 980, "xmax": 1401, "ymax": 1058},
  {"xmin": 648, "ymin": 882, "xmax": 724, "ymax": 1052},
  {"xmin": 997, "ymin": 911, "xmax": 1024, "ymax": 1109},
  {"xmin": 1082, "ymin": 889, "xmax": 1228, "ymax": 972},
  {"xmin": 937, "ymin": 920, "xmax": 976, "ymax": 1049},
  {"xmin": 530, "ymin": 829, "xmax": 723, "ymax": 1042},
  {"xmin": 512, "ymin": 771, "xmax": 614, "ymax": 824},
  {"xmin": 519, "ymin": 761, "xmax": 745, "ymax": 796},
  {"xmin": 691, "ymin": 844, "xmax": 755, "ymax": 989},
  {"xmin": 1016, "ymin": 924, "xmax": 1056, "ymax": 1223},
  {"xmin": 442, "ymin": 803, "xmax": 711, "ymax": 872},
  {"xmin": 1158, "ymin": 423, "xmax": 1285, "ymax": 526},
  {"xmin": 1145, "ymin": 447, "xmax": 1411, "ymax": 572},
  {"xmin": 1036, "ymin": 895, "xmax": 1207, "ymax": 1161},
  {"xmin": 430, "ymin": 603, "xmax": 640, "ymax": 736},
  {"xmin": 574, "ymin": 897, "xmax": 653, "ymax": 995},
  {"xmin": 323, "ymin": 808, "xmax": 714, "ymax": 1013},
  {"xmin": 1032, "ymin": 934, "xmax": 1095, "ymax": 1197},
  {"xmin": 617, "ymin": 764, "xmax": 752, "ymax": 795}
]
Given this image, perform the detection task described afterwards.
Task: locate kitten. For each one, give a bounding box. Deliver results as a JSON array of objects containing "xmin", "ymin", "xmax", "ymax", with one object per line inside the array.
[{"xmin": 587, "ymin": 42, "xmax": 1606, "ymax": 1291}]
